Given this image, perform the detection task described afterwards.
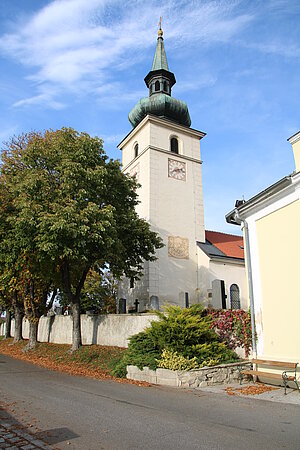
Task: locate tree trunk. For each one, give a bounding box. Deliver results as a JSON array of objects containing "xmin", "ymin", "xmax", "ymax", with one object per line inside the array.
[
  {"xmin": 5, "ymin": 310, "xmax": 12, "ymax": 339},
  {"xmin": 61, "ymin": 259, "xmax": 89, "ymax": 352},
  {"xmin": 12, "ymin": 304, "xmax": 23, "ymax": 343},
  {"xmin": 71, "ymin": 301, "xmax": 82, "ymax": 352},
  {"xmin": 47, "ymin": 288, "xmax": 57, "ymax": 312},
  {"xmin": 23, "ymin": 320, "xmax": 38, "ymax": 352}
]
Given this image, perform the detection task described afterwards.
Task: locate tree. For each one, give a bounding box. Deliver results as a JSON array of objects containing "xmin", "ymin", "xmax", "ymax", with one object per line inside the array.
[
  {"xmin": 79, "ymin": 267, "xmax": 117, "ymax": 314},
  {"xmin": 0, "ymin": 172, "xmax": 25, "ymax": 342},
  {"xmin": 0, "ymin": 136, "xmax": 57, "ymax": 349},
  {"xmin": 0, "ymin": 290, "xmax": 12, "ymax": 339},
  {"xmin": 1, "ymin": 128, "xmax": 162, "ymax": 351}
]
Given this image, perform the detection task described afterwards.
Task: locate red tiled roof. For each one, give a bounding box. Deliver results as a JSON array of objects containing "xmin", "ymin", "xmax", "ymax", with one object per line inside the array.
[{"xmin": 205, "ymin": 230, "xmax": 244, "ymax": 259}]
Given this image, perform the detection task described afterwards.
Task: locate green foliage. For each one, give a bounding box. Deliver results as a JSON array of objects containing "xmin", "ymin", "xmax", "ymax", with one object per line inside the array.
[
  {"xmin": 157, "ymin": 349, "xmax": 199, "ymax": 371},
  {"xmin": 209, "ymin": 309, "xmax": 253, "ymax": 357},
  {"xmin": 0, "ymin": 128, "xmax": 163, "ymax": 349},
  {"xmin": 58, "ymin": 267, "xmax": 117, "ymax": 314},
  {"xmin": 113, "ymin": 305, "xmax": 238, "ymax": 377},
  {"xmin": 113, "ymin": 330, "xmax": 160, "ymax": 377}
]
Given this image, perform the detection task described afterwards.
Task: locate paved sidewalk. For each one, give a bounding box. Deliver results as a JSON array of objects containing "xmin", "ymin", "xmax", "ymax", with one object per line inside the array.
[
  {"xmin": 198, "ymin": 382, "xmax": 300, "ymax": 405},
  {"xmin": 0, "ymin": 407, "xmax": 53, "ymax": 450}
]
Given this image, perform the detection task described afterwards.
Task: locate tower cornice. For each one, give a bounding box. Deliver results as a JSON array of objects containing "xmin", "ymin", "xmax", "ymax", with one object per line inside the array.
[
  {"xmin": 121, "ymin": 144, "xmax": 203, "ymax": 173},
  {"xmin": 118, "ymin": 114, "xmax": 206, "ymax": 149}
]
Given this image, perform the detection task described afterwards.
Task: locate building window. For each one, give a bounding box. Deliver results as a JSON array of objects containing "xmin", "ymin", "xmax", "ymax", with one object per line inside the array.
[
  {"xmin": 164, "ymin": 81, "xmax": 168, "ymax": 92},
  {"xmin": 170, "ymin": 137, "xmax": 179, "ymax": 154},
  {"xmin": 130, "ymin": 277, "xmax": 134, "ymax": 289},
  {"xmin": 134, "ymin": 143, "xmax": 138, "ymax": 158},
  {"xmin": 155, "ymin": 80, "xmax": 160, "ymax": 92},
  {"xmin": 230, "ymin": 284, "xmax": 241, "ymax": 309}
]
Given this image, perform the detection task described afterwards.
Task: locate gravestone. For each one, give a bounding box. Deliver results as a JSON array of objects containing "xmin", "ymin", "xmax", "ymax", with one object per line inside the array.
[
  {"xmin": 118, "ymin": 298, "xmax": 126, "ymax": 314},
  {"xmin": 185, "ymin": 292, "xmax": 189, "ymax": 308},
  {"xmin": 134, "ymin": 299, "xmax": 140, "ymax": 313},
  {"xmin": 211, "ymin": 279, "xmax": 227, "ymax": 309},
  {"xmin": 150, "ymin": 295, "xmax": 159, "ymax": 310},
  {"xmin": 54, "ymin": 306, "xmax": 63, "ymax": 315}
]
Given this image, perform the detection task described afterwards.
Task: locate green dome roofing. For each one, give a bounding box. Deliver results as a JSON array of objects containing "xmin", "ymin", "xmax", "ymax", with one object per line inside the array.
[
  {"xmin": 128, "ymin": 26, "xmax": 191, "ymax": 129},
  {"xmin": 128, "ymin": 93, "xmax": 191, "ymax": 128}
]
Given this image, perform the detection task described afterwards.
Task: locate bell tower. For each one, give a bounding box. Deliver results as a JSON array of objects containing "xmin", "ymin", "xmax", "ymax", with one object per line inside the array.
[{"xmin": 118, "ymin": 24, "xmax": 206, "ymax": 310}]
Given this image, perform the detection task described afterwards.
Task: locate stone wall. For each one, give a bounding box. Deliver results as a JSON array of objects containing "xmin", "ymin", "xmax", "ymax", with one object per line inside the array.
[
  {"xmin": 0, "ymin": 314, "xmax": 158, "ymax": 348},
  {"xmin": 127, "ymin": 362, "xmax": 251, "ymax": 387}
]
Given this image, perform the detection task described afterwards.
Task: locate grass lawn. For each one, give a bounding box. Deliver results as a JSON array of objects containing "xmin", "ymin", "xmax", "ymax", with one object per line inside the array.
[{"xmin": 0, "ymin": 337, "xmax": 139, "ymax": 383}]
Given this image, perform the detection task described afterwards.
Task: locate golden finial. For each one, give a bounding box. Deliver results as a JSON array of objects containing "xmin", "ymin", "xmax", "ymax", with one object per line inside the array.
[{"xmin": 158, "ymin": 16, "xmax": 163, "ymax": 37}]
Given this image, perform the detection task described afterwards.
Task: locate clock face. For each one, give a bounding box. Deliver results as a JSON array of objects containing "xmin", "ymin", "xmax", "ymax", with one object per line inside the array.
[{"xmin": 168, "ymin": 158, "xmax": 186, "ymax": 181}]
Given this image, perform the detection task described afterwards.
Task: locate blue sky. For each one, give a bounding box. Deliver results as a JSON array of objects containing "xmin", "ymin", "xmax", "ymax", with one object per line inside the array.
[{"xmin": 0, "ymin": 0, "xmax": 299, "ymax": 234}]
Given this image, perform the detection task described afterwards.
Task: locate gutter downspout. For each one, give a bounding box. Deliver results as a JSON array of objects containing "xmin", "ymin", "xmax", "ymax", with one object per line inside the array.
[{"xmin": 241, "ymin": 217, "xmax": 257, "ymax": 357}]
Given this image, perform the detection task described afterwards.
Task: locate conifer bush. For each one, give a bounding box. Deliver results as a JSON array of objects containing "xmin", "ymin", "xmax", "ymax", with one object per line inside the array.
[{"xmin": 113, "ymin": 304, "xmax": 238, "ymax": 377}]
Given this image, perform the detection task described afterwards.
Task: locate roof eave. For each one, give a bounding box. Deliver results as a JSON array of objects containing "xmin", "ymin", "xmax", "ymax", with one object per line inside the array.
[
  {"xmin": 225, "ymin": 174, "xmax": 293, "ymax": 225},
  {"xmin": 210, "ymin": 255, "xmax": 245, "ymax": 265}
]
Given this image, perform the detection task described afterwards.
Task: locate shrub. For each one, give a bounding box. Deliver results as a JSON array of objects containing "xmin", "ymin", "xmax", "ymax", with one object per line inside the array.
[
  {"xmin": 157, "ymin": 349, "xmax": 199, "ymax": 371},
  {"xmin": 113, "ymin": 304, "xmax": 238, "ymax": 377},
  {"xmin": 112, "ymin": 330, "xmax": 161, "ymax": 378},
  {"xmin": 207, "ymin": 309, "xmax": 253, "ymax": 357}
]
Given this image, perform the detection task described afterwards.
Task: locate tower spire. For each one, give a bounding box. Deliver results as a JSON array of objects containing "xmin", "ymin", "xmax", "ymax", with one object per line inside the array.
[
  {"xmin": 151, "ymin": 17, "xmax": 169, "ymax": 71},
  {"xmin": 158, "ymin": 16, "xmax": 163, "ymax": 37},
  {"xmin": 128, "ymin": 24, "xmax": 191, "ymax": 128}
]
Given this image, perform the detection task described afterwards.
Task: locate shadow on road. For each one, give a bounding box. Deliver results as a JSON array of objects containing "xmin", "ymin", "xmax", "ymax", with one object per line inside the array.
[
  {"xmin": 36, "ymin": 427, "xmax": 80, "ymax": 445},
  {"xmin": 0, "ymin": 403, "xmax": 79, "ymax": 448}
]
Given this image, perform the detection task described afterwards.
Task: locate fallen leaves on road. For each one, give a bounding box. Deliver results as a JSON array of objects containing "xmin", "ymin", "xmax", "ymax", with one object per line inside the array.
[
  {"xmin": 0, "ymin": 338, "xmax": 151, "ymax": 387},
  {"xmin": 225, "ymin": 384, "xmax": 279, "ymax": 396}
]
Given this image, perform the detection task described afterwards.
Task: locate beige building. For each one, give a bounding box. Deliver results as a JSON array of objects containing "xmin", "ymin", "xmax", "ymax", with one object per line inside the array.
[
  {"xmin": 226, "ymin": 131, "xmax": 300, "ymax": 364},
  {"xmin": 118, "ymin": 26, "xmax": 247, "ymax": 311}
]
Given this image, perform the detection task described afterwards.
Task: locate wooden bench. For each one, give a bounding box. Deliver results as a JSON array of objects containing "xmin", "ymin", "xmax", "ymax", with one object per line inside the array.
[{"xmin": 239, "ymin": 359, "xmax": 299, "ymax": 395}]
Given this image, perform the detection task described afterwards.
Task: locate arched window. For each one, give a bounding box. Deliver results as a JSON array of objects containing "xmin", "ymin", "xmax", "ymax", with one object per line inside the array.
[
  {"xmin": 170, "ymin": 137, "xmax": 179, "ymax": 154},
  {"xmin": 155, "ymin": 80, "xmax": 160, "ymax": 92},
  {"xmin": 164, "ymin": 81, "xmax": 168, "ymax": 92},
  {"xmin": 230, "ymin": 284, "xmax": 241, "ymax": 309},
  {"xmin": 134, "ymin": 143, "xmax": 138, "ymax": 158}
]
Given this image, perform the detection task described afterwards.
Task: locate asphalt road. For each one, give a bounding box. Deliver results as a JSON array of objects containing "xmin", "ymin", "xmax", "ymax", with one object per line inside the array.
[{"xmin": 1, "ymin": 354, "xmax": 300, "ymax": 450}]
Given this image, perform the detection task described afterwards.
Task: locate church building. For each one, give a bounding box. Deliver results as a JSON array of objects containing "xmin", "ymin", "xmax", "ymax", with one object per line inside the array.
[{"xmin": 118, "ymin": 25, "xmax": 247, "ymax": 312}]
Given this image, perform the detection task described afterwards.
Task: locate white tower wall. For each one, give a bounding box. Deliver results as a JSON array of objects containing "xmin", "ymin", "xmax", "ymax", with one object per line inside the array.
[{"xmin": 118, "ymin": 115, "xmax": 206, "ymax": 309}]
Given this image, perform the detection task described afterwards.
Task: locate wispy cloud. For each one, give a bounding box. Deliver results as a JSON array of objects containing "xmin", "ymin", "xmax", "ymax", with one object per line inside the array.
[
  {"xmin": 0, "ymin": 125, "xmax": 18, "ymax": 144},
  {"xmin": 246, "ymin": 41, "xmax": 300, "ymax": 58},
  {"xmin": 0, "ymin": 0, "xmax": 254, "ymax": 109},
  {"xmin": 102, "ymin": 133, "xmax": 125, "ymax": 144}
]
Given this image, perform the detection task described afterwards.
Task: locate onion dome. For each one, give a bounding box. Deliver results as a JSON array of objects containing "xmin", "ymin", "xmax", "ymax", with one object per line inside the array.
[{"xmin": 128, "ymin": 24, "xmax": 191, "ymax": 128}]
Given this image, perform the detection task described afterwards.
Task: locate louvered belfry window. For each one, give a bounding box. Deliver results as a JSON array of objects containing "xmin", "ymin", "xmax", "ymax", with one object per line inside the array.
[{"xmin": 170, "ymin": 137, "xmax": 178, "ymax": 154}]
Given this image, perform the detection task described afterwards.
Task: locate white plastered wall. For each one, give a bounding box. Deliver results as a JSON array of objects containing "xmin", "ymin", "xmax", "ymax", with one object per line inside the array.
[
  {"xmin": 118, "ymin": 116, "xmax": 205, "ymax": 308},
  {"xmin": 197, "ymin": 248, "xmax": 248, "ymax": 309}
]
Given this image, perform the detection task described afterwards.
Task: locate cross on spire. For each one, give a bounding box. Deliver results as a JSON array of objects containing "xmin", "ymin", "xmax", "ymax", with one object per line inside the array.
[{"xmin": 158, "ymin": 16, "xmax": 163, "ymax": 37}]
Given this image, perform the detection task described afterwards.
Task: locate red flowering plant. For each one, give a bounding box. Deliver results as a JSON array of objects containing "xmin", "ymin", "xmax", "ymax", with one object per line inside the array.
[{"xmin": 205, "ymin": 309, "xmax": 252, "ymax": 357}]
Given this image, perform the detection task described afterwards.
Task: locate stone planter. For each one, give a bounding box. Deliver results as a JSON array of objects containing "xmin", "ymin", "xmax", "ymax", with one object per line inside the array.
[{"xmin": 127, "ymin": 361, "xmax": 252, "ymax": 388}]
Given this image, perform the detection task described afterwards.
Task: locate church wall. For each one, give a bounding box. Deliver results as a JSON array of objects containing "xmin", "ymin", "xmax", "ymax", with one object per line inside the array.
[
  {"xmin": 197, "ymin": 248, "xmax": 248, "ymax": 310},
  {"xmin": 146, "ymin": 138, "xmax": 204, "ymax": 305},
  {"xmin": 149, "ymin": 121, "xmax": 203, "ymax": 161},
  {"xmin": 118, "ymin": 116, "xmax": 206, "ymax": 308},
  {"xmin": 209, "ymin": 260, "xmax": 248, "ymax": 310},
  {"xmin": 121, "ymin": 120, "xmax": 151, "ymax": 169}
]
